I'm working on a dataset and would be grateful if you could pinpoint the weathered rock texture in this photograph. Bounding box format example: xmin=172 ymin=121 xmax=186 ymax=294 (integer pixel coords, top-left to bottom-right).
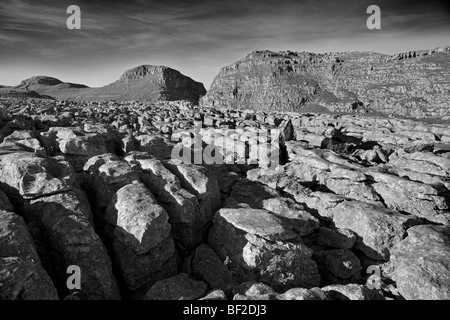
xmin=201 ymin=47 xmax=450 ymax=119
xmin=1 ymin=80 xmax=450 ymax=300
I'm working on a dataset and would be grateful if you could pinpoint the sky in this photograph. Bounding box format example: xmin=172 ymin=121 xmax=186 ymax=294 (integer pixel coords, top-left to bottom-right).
xmin=0 ymin=0 xmax=449 ymax=89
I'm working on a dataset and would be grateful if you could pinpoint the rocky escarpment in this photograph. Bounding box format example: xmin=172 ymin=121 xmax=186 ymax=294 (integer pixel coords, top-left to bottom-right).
xmin=201 ymin=46 xmax=450 ymax=119
xmin=4 ymin=66 xmax=206 ymax=104
xmin=75 ymin=65 xmax=206 ymax=103
xmin=1 ymin=97 xmax=450 ymax=300
xmin=0 ymin=88 xmax=50 ymax=99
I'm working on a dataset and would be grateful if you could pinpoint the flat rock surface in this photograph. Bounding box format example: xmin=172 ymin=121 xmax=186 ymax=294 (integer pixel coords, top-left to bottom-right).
xmin=213 ymin=208 xmax=297 ymax=242
xmin=390 ymin=225 xmax=450 ymax=300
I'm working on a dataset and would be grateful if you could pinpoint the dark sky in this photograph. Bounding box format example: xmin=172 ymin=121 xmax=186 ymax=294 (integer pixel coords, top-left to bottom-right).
xmin=0 ymin=0 xmax=449 ymax=88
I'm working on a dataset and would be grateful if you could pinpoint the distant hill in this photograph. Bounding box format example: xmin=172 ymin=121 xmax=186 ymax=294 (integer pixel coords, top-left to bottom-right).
xmin=14 ymin=76 xmax=89 ymax=99
xmin=10 ymin=66 xmax=206 ymax=103
xmin=74 ymin=65 xmax=206 ymax=103
xmin=0 ymin=87 xmax=51 ymax=99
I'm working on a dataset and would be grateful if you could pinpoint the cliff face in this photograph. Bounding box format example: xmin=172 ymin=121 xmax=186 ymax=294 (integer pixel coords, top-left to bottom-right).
xmin=201 ymin=46 xmax=450 ymax=119
xmin=201 ymin=50 xmax=336 ymax=112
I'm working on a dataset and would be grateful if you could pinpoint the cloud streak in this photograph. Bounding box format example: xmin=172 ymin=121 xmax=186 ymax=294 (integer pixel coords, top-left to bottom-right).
xmin=0 ymin=0 xmax=449 ymax=88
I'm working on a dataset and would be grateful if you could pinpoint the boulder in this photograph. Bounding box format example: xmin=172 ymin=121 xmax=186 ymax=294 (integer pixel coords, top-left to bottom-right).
xmin=135 ymin=134 xmax=172 ymax=159
xmin=229 ymin=180 xmax=319 ymax=235
xmin=143 ymin=273 xmax=208 ymax=300
xmin=126 ymin=156 xmax=209 ymax=250
xmin=39 ymin=127 xmax=108 ymax=158
xmin=192 ymin=244 xmax=234 ymax=291
xmin=367 ymin=171 xmax=449 ymax=224
xmin=313 ymin=249 xmax=362 ymax=282
xmin=0 ymin=153 xmax=73 ymax=200
xmin=277 ymin=287 xmax=329 ymax=300
xmin=105 ymin=181 xmax=172 ymax=254
xmin=209 ymin=208 xmax=320 ymax=291
xmin=200 ymin=290 xmax=227 ymax=300
xmin=21 ymin=189 xmax=121 ymax=299
xmin=164 ymin=160 xmax=221 ymax=222
xmin=232 ymin=281 xmax=277 ymax=300
xmin=322 ymin=284 xmax=385 ymax=300
xmin=331 ymin=201 xmax=420 ymax=261
xmin=105 ymin=182 xmax=177 ymax=295
xmin=0 ymin=206 xmax=58 ymax=300
xmin=390 ymin=225 xmax=450 ymax=300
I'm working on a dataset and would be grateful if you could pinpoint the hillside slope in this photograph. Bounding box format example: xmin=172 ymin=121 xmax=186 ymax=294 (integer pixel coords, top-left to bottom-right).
xmin=10 ymin=66 xmax=206 ymax=103
xmin=72 ymin=65 xmax=206 ymax=103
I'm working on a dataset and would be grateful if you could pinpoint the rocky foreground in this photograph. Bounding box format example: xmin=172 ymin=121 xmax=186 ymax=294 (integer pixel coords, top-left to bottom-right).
xmin=1 ymin=97 xmax=450 ymax=300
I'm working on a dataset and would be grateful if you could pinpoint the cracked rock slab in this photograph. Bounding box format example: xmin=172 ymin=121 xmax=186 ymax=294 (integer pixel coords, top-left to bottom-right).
xmin=390 ymin=225 xmax=450 ymax=300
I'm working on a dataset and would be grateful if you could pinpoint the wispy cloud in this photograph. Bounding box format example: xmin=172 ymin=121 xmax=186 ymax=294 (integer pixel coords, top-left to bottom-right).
xmin=0 ymin=0 xmax=449 ymax=88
